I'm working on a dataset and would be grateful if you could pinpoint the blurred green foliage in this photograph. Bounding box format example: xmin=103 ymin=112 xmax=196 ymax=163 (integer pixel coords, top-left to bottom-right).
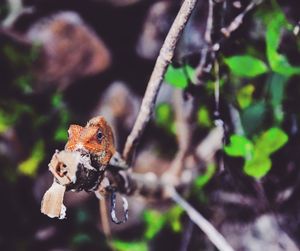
xmin=111 ymin=240 xmax=148 ymax=251
xmin=113 ymin=205 xmax=186 ymax=251
xmin=72 ymin=233 xmax=92 ymax=246
xmin=225 ymin=128 xmax=288 ymax=178
xmin=237 ymin=84 xmax=255 ymax=109
xmin=197 ymin=106 xmax=213 ymax=128
xmin=51 ymin=92 xmax=71 ymax=142
xmin=225 ymin=55 xmax=268 ymax=78
xmin=18 ymin=140 xmax=45 ymax=177
xmin=155 ymin=103 xmax=176 ymax=134
xmin=0 ymin=41 xmax=71 ymax=183
xmin=143 ymin=205 xmax=184 ymax=240
xmin=222 ymin=0 xmax=298 ymax=180
xmin=164 ymin=64 xmax=195 ymax=89
xmin=226 ymin=1 xmax=300 ymax=78
xmin=0 ymin=103 xmax=33 ymax=133
xmin=265 ymin=5 xmax=300 ymax=76
xmin=194 ymin=163 xmax=216 ymax=189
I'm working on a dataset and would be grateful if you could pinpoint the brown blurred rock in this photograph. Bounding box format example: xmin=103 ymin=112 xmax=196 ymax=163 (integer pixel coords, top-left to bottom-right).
xmin=134 ymin=148 xmax=170 ymax=176
xmin=26 ymin=11 xmax=111 ymax=90
xmin=221 ymin=214 xmax=299 ymax=251
xmin=0 ymin=128 xmax=23 ymax=162
xmin=136 ymin=1 xmax=208 ymax=61
xmin=175 ymin=0 xmax=207 ymax=60
xmin=92 ymin=81 xmax=140 ymax=149
xmin=136 ymin=1 xmax=177 ymax=60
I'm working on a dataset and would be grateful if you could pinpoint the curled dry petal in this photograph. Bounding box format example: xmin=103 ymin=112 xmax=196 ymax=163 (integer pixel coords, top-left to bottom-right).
xmin=41 ymin=181 xmax=66 ymax=219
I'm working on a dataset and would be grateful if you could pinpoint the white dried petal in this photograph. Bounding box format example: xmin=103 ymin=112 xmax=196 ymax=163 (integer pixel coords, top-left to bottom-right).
xmin=41 ymin=182 xmax=66 ymax=219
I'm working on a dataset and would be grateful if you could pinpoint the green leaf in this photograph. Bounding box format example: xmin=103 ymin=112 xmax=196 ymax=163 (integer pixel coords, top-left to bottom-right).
xmin=225 ymin=55 xmax=268 ymax=78
xmin=185 ymin=65 xmax=196 ymax=81
xmin=54 ymin=110 xmax=70 ymax=142
xmin=164 ymin=65 xmax=189 ymax=89
xmin=0 ymin=110 xmax=14 ymax=133
xmin=167 ymin=206 xmax=184 ymax=232
xmin=197 ymin=106 xmax=212 ymax=128
xmin=3 ymin=44 xmax=39 ymax=67
xmin=76 ymin=209 xmax=90 ymax=224
xmin=143 ymin=210 xmax=166 ymax=240
xmin=267 ymin=73 xmax=288 ymax=123
xmin=15 ymin=74 xmax=33 ymax=94
xmin=155 ymin=103 xmax=175 ymax=134
xmin=51 ymin=92 xmax=63 ymax=108
xmin=54 ymin=126 xmax=68 ymax=142
xmin=194 ymin=163 xmax=216 ymax=189
xmin=268 ymin=74 xmax=287 ymax=107
xmin=244 ymin=155 xmax=272 ymax=179
xmin=237 ymin=84 xmax=255 ymax=109
xmin=224 ymin=135 xmax=253 ymax=157
xmin=266 ymin=9 xmax=300 ymax=76
xmin=155 ymin=103 xmax=172 ymax=125
xmin=255 ymin=127 xmax=288 ymax=155
xmin=242 ymin=128 xmax=288 ymax=179
xmin=0 ymin=104 xmax=33 ymax=133
xmin=241 ymin=102 xmax=267 ymax=136
xmin=18 ymin=140 xmax=44 ymax=177
xmin=72 ymin=233 xmax=92 ymax=245
xmin=111 ymin=240 xmax=148 ymax=251
xmin=270 ymin=54 xmax=300 ymax=76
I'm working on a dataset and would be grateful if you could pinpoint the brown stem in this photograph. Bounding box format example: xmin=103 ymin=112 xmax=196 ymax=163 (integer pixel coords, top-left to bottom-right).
xmin=100 ymin=198 xmax=112 ymax=238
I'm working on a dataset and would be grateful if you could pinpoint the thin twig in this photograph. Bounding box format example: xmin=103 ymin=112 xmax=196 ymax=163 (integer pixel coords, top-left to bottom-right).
xmin=166 ymin=186 xmax=235 ymax=251
xmin=2 ymin=0 xmax=34 ymax=28
xmin=167 ymin=90 xmax=198 ymax=179
xmin=205 ymin=0 xmax=214 ymax=44
xmin=179 ymin=219 xmax=194 ymax=251
xmin=115 ymin=123 xmax=224 ymax=198
xmin=122 ymin=0 xmax=198 ymax=164
xmin=221 ymin=0 xmax=262 ymax=37
xmin=0 ymin=28 xmax=33 ymax=46
xmin=196 ymin=126 xmax=224 ymax=164
xmin=214 ymin=60 xmax=220 ymax=117
xmin=196 ymin=0 xmax=263 ymax=85
xmin=100 ymin=198 xmax=111 ymax=238
xmin=195 ymin=0 xmax=214 ymax=84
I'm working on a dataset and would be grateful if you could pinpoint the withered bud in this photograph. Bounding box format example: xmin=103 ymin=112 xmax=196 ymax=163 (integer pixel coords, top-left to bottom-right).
xmin=41 ymin=149 xmax=104 ymax=219
xmin=41 ymin=181 xmax=66 ymax=219
xmin=48 ymin=150 xmax=81 ymax=186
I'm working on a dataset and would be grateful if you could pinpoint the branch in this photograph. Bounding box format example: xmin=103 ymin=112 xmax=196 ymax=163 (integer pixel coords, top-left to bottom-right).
xmin=220 ymin=0 xmax=263 ymax=37
xmin=122 ymin=0 xmax=198 ymax=164
xmin=195 ymin=0 xmax=215 ymax=84
xmin=167 ymin=90 xmax=198 ymax=180
xmin=196 ymin=125 xmax=224 ymax=164
xmin=204 ymin=0 xmax=214 ymax=44
xmin=195 ymin=0 xmax=263 ymax=85
xmin=2 ymin=0 xmax=34 ymax=28
xmin=166 ymin=185 xmax=235 ymax=251
xmin=115 ymin=125 xmax=224 ymax=198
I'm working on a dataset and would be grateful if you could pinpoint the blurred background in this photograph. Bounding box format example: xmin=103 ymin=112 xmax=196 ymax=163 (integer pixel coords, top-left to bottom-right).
xmin=1 ymin=0 xmax=300 ymax=250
